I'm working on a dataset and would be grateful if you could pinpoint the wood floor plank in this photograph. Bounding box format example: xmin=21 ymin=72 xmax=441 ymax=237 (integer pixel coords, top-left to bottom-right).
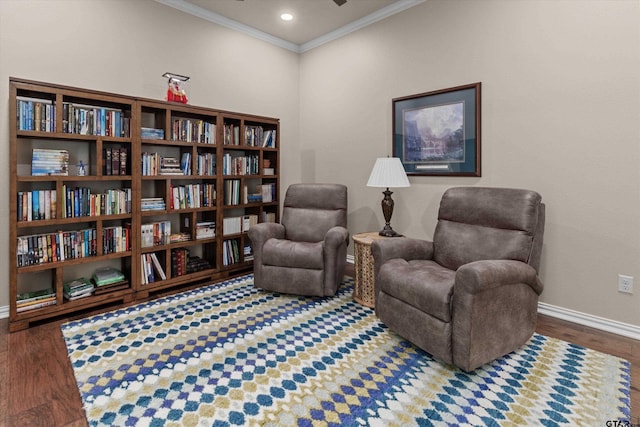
xmin=7 ymin=320 xmax=87 ymax=427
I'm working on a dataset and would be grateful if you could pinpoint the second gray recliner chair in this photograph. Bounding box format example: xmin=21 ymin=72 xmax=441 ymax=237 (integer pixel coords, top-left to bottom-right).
xmin=248 ymin=183 xmax=349 ymax=296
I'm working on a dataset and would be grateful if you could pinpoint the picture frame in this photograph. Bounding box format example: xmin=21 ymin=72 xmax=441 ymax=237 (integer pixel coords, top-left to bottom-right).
xmin=392 ymin=82 xmax=481 ymax=176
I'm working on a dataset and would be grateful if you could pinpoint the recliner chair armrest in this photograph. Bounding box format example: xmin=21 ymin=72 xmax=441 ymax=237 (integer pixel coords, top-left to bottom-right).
xmin=455 ymin=259 xmax=544 ymax=295
xmin=247 ymin=222 xmax=285 ymax=247
xmin=371 ymin=238 xmax=434 ymax=278
xmin=323 ymin=226 xmax=350 ymax=249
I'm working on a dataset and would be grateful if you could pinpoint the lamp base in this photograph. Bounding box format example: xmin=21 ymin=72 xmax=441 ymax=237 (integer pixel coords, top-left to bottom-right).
xmin=379 ymin=188 xmax=403 ymax=237
xmin=379 ymin=225 xmax=403 ymax=238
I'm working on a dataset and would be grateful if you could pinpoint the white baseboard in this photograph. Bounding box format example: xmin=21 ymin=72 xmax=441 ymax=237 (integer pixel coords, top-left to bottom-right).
xmin=0 ymin=305 xmax=8 ymax=320
xmin=537 ymin=302 xmax=640 ymax=341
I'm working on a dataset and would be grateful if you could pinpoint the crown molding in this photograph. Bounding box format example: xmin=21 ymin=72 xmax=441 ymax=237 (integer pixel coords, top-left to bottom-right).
xmin=154 ymin=0 xmax=300 ymax=52
xmin=154 ymin=0 xmax=426 ymax=54
xmin=299 ymin=0 xmax=426 ymax=53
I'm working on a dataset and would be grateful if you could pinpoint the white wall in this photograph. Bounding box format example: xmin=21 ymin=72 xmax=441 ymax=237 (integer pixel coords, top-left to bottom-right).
xmin=299 ymin=0 xmax=640 ymax=326
xmin=0 ymin=0 xmax=300 ymax=309
xmin=1 ymin=0 xmax=639 ymax=329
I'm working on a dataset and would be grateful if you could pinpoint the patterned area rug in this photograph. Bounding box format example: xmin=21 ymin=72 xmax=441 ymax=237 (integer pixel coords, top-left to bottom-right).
xmin=61 ymin=275 xmax=631 ymax=426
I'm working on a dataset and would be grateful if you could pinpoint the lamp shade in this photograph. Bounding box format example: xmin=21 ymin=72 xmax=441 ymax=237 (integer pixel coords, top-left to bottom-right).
xmin=366 ymin=157 xmax=410 ymax=188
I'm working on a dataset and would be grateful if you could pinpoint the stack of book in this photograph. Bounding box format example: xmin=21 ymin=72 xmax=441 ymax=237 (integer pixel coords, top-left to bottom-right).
xmin=31 ymin=148 xmax=69 ymax=176
xmin=170 ymin=232 xmax=191 ymax=243
xmin=170 ymin=248 xmax=211 ymax=277
xmin=141 ymin=197 xmax=166 ymax=211
xmin=244 ymin=243 xmax=253 ymax=261
xmin=160 ymin=157 xmax=183 ymax=175
xmin=141 ymin=127 xmax=164 ymax=140
xmin=16 ymin=288 xmax=56 ymax=312
xmin=91 ymin=267 xmax=128 ymax=294
xmin=63 ymin=277 xmax=94 ymax=300
xmin=196 ymin=221 xmax=216 ymax=239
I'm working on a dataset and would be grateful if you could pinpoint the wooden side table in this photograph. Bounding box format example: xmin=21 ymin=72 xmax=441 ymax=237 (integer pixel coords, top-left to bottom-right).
xmin=352 ymin=232 xmax=394 ymax=308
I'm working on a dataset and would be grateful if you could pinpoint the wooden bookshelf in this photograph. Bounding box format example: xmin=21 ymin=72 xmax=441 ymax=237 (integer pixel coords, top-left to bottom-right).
xmin=8 ymin=78 xmax=280 ymax=331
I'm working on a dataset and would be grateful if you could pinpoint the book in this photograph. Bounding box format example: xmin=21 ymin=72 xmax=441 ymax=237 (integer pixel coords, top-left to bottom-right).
xmin=17 ymin=288 xmax=55 ymax=304
xmin=160 ymin=156 xmax=183 ymax=175
xmin=93 ymin=280 xmax=129 ymax=295
xmin=141 ymin=127 xmax=165 ymax=139
xmin=150 ymin=253 xmax=167 ymax=280
xmin=17 ymin=296 xmax=57 ymax=312
xmin=180 ymin=152 xmax=191 ymax=175
xmin=91 ymin=267 xmax=125 ymax=286
xmin=63 ymin=277 xmax=94 ymax=300
xmin=196 ymin=221 xmax=216 ymax=239
xmin=31 ymin=148 xmax=69 ymax=176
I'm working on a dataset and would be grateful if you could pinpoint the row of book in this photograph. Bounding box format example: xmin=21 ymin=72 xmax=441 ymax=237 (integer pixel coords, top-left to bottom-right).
xmin=172 ymin=118 xmax=216 ymax=143
xmin=142 ymin=153 xmax=175 ymax=176
xmin=222 ymin=181 xmax=277 ymax=206
xmin=223 ymin=123 xmax=240 ymax=145
xmin=196 ymin=152 xmax=216 ymax=176
xmin=104 ymin=147 xmax=129 ymax=176
xmin=223 ymin=179 xmax=242 ymax=206
xmin=141 ymin=220 xmax=171 ymax=248
xmin=245 ymin=125 xmax=266 ymax=147
xmin=16 ymin=228 xmax=97 ymax=267
xmin=141 ymin=252 xmax=167 ymax=284
xmin=17 ymin=97 xmax=55 ymax=132
xmin=17 ymin=189 xmax=57 ymax=221
xmin=171 ymin=248 xmax=211 ymax=277
xmin=103 ymin=225 xmax=131 ymax=254
xmin=31 ymin=148 xmax=69 ymax=176
xmin=222 ymin=239 xmax=243 ymax=266
xmin=170 ymin=183 xmax=216 ymax=209
xmin=17 ymin=187 xmax=131 ymax=222
xmin=62 ymin=186 xmax=132 ymax=218
xmin=142 ymin=153 xmax=215 ymax=176
xmin=222 ymin=153 xmax=260 ymax=176
xmin=63 ymin=102 xmax=130 ymax=137
xmin=223 ymin=214 xmax=258 ymax=236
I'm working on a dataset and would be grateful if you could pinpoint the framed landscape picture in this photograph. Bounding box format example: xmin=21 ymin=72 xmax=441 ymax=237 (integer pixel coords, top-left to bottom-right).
xmin=392 ymin=82 xmax=481 ymax=176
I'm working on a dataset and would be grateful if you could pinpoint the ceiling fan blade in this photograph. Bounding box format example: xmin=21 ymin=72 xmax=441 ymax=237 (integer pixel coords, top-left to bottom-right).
xmin=333 ymin=0 xmax=347 ymax=6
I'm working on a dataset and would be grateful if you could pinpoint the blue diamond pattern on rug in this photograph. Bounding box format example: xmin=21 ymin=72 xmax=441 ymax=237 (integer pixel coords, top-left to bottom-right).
xmin=61 ymin=275 xmax=631 ymax=426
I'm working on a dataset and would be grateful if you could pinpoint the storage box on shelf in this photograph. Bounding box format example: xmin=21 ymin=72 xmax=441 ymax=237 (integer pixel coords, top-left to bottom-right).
xmin=9 ymin=78 xmax=279 ymax=331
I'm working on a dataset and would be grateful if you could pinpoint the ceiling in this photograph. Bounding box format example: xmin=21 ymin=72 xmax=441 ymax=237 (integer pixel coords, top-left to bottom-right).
xmin=155 ymin=0 xmax=425 ymax=53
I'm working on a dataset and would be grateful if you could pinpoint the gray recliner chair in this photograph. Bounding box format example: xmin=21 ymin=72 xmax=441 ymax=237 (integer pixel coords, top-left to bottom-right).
xmin=372 ymin=186 xmax=545 ymax=372
xmin=248 ymin=183 xmax=349 ymax=296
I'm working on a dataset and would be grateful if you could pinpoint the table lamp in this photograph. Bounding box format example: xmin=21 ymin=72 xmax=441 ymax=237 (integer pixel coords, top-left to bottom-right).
xmin=366 ymin=157 xmax=410 ymax=237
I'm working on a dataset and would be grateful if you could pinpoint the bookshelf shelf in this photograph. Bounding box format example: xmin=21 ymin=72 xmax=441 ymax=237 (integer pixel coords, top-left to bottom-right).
xmin=9 ymin=77 xmax=279 ymax=331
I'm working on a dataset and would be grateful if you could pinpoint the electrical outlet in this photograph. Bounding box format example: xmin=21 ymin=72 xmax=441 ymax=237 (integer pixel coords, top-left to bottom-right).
xmin=618 ymin=274 xmax=634 ymax=294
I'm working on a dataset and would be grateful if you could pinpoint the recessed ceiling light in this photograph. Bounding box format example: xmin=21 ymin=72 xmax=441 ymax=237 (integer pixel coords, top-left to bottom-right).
xmin=280 ymin=13 xmax=293 ymax=21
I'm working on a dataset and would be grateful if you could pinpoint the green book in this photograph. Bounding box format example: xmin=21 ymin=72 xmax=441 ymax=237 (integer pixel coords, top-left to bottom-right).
xmin=91 ymin=267 xmax=125 ymax=286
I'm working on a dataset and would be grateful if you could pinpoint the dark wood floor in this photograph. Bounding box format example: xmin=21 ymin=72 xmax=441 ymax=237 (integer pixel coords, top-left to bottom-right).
xmin=1 ymin=276 xmax=638 ymax=426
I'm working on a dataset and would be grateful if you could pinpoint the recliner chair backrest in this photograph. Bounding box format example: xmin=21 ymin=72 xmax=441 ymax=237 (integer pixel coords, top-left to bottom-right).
xmin=433 ymin=187 xmax=545 ymax=271
xmin=281 ymin=183 xmax=348 ymax=242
